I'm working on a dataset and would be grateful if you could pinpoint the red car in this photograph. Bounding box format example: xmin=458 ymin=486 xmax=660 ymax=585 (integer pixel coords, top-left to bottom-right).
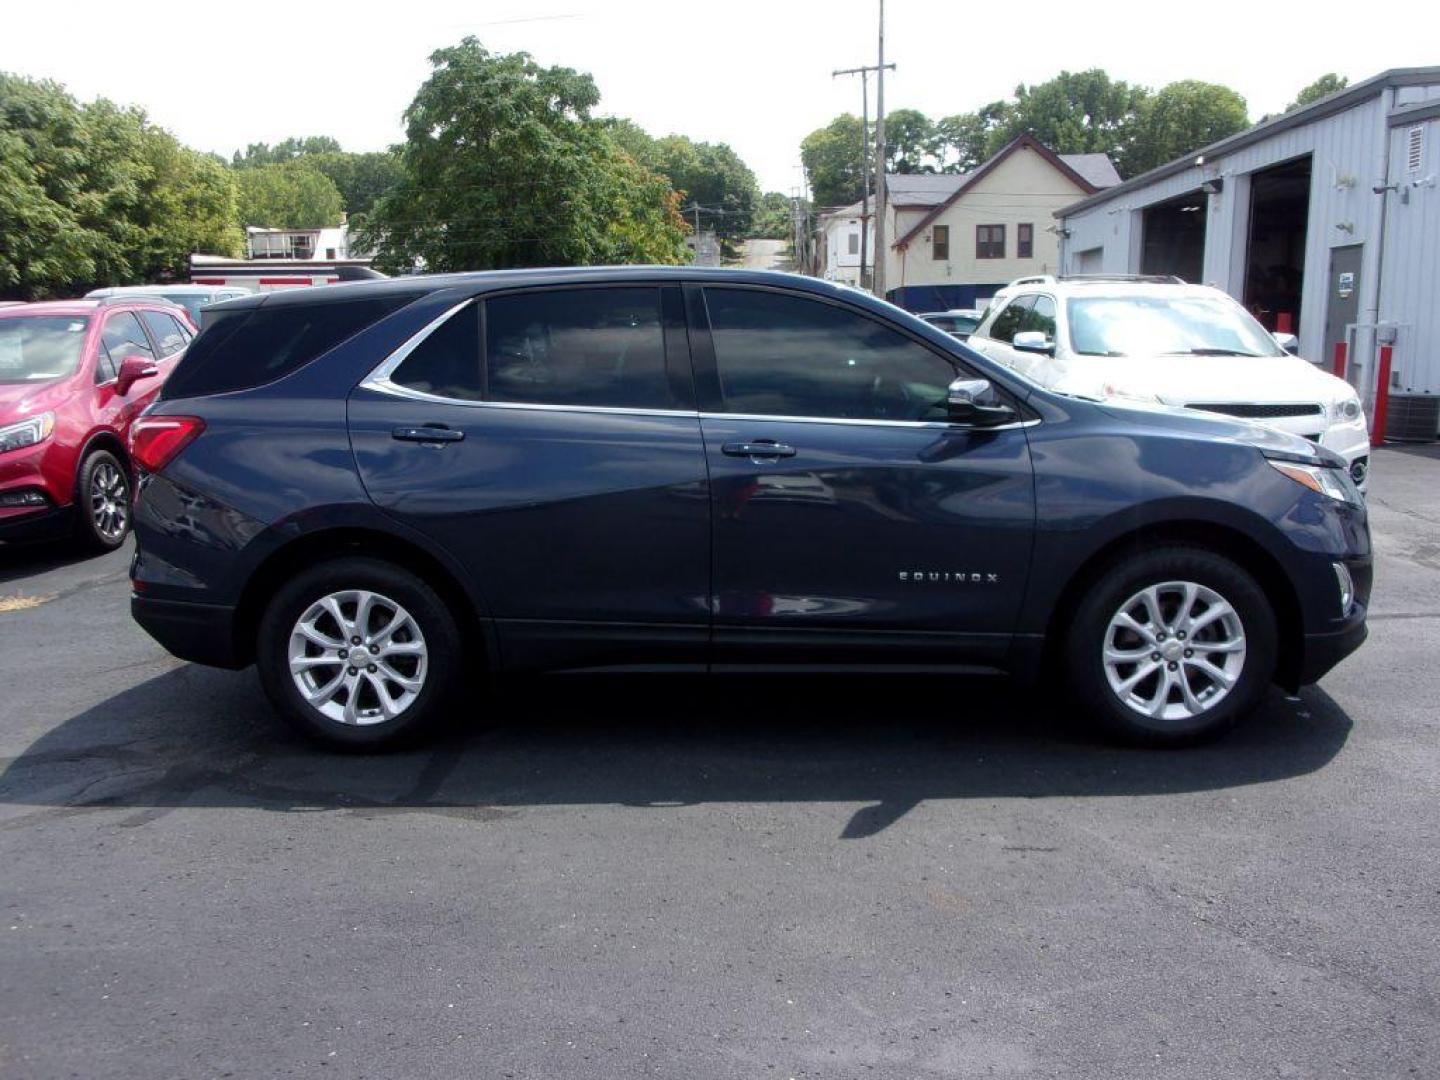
xmin=0 ymin=298 xmax=195 ymax=552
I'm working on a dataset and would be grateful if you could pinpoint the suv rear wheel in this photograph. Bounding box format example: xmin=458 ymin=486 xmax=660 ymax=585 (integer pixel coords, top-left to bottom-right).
xmin=256 ymin=557 xmax=462 ymax=749
xmin=74 ymin=449 xmax=131 ymax=552
xmin=1064 ymin=546 xmax=1277 ymax=745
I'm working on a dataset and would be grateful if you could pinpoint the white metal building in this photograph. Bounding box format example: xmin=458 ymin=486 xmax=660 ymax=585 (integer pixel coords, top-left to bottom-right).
xmin=1057 ymin=67 xmax=1440 ymax=438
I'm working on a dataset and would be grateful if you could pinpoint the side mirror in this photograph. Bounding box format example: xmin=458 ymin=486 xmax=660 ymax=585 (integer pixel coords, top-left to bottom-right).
xmin=115 ymin=354 xmax=159 ymax=396
xmin=1012 ymin=330 xmax=1054 ymax=356
xmin=947 ymin=377 xmax=1017 ymax=427
xmin=1272 ymin=332 xmax=1301 ymax=357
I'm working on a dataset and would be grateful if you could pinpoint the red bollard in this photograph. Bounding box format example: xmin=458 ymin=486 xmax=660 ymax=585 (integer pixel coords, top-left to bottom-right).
xmin=1332 ymin=341 xmax=1347 ymax=379
xmin=1371 ymin=345 xmax=1393 ymax=448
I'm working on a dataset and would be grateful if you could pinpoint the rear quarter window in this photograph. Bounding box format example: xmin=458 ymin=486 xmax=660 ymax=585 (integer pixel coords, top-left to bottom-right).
xmin=162 ymin=294 xmax=420 ymax=400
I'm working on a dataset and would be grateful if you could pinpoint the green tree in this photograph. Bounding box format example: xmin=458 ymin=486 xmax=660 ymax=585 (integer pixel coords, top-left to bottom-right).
xmin=930 ymin=102 xmax=1009 ymax=172
xmin=235 ymin=162 xmax=344 ymax=228
xmin=801 ymin=113 xmax=867 ymax=207
xmin=988 ymin=69 xmax=1148 ymax=163
xmin=651 ymin=134 xmax=759 ymax=245
xmin=1289 ymin=73 xmax=1348 ymax=110
xmin=748 ymin=191 xmax=793 ymax=239
xmin=883 ymin=108 xmax=934 ymax=172
xmin=1124 ymin=80 xmax=1249 ymax=175
xmin=359 ymin=38 xmax=685 ymax=272
xmin=0 ymin=72 xmax=241 ymax=298
xmin=306 ymin=151 xmax=405 ymax=218
xmin=231 ymin=135 xmax=343 ymax=167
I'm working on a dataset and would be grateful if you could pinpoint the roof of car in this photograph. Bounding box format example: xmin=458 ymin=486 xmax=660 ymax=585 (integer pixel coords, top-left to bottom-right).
xmin=87 ymin=284 xmax=247 ymax=297
xmin=0 ymin=298 xmax=188 ymax=318
xmin=213 ymin=266 xmax=872 ymax=311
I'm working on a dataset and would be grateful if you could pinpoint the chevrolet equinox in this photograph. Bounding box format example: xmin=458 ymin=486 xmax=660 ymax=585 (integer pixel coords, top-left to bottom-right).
xmin=128 ymin=269 xmax=1370 ymax=749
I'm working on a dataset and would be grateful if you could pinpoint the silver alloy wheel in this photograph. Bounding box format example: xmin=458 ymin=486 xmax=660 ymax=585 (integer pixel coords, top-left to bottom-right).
xmin=287 ymin=589 xmax=428 ymax=726
xmin=1102 ymin=580 xmax=1247 ymax=722
xmin=90 ymin=461 xmax=129 ymax=540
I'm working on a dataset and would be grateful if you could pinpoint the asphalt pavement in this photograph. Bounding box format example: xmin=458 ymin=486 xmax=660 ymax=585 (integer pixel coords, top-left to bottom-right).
xmin=1 ymin=448 xmax=1437 ymax=1079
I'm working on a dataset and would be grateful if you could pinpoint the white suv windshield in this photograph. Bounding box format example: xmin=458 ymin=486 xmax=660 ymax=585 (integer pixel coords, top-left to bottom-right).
xmin=1067 ymin=295 xmax=1282 ymax=359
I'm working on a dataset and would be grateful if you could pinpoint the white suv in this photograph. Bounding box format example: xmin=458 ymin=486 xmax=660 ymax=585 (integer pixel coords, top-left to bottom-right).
xmin=967 ymin=276 xmax=1371 ymax=486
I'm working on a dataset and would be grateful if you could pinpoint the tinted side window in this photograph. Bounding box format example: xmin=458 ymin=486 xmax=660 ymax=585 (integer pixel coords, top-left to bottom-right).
xmin=162 ymin=294 xmax=420 ymax=400
xmin=484 ymin=288 xmax=672 ymax=410
xmin=102 ymin=312 xmax=155 ymax=363
xmin=1022 ymin=296 xmax=1057 ymax=339
xmin=390 ymin=304 xmax=482 ymax=400
xmin=141 ymin=310 xmax=189 ymax=357
xmin=704 ymin=288 xmax=958 ymax=422
xmin=987 ymin=297 xmax=1033 ymax=344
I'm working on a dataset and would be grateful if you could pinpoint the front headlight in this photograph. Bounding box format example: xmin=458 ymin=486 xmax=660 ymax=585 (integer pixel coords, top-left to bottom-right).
xmin=1330 ymin=394 xmax=1363 ymax=423
xmin=0 ymin=412 xmax=55 ymax=455
xmin=1268 ymin=459 xmax=1360 ymax=504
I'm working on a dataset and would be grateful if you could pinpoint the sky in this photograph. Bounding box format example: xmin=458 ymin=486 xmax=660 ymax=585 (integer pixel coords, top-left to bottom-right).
xmin=1 ymin=0 xmax=1435 ymax=194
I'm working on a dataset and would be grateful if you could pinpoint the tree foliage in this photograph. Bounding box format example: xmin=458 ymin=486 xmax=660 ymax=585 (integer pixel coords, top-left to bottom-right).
xmin=359 ymin=38 xmax=686 ymax=273
xmin=0 ymin=72 xmax=241 ymax=299
xmin=1125 ymin=80 xmax=1249 ymax=175
xmin=1289 ymin=73 xmax=1348 ymax=111
xmin=748 ymin=191 xmax=793 ymax=239
xmin=801 ymin=113 xmax=868 ymax=208
xmin=801 ymin=69 xmax=1253 ymax=190
xmin=234 ymin=162 xmax=344 ymax=229
xmin=231 ymin=136 xmax=343 ymax=167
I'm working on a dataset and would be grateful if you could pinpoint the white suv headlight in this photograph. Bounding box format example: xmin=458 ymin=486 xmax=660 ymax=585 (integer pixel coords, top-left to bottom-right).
xmin=0 ymin=412 xmax=55 ymax=454
xmin=1330 ymin=393 xmax=1363 ymax=423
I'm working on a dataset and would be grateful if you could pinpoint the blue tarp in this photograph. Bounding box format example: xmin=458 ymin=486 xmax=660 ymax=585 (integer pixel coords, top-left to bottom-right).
xmin=886 ymin=283 xmax=1005 ymax=313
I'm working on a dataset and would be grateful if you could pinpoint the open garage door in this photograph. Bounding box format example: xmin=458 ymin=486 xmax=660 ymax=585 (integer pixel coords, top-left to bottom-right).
xmin=1140 ymin=192 xmax=1207 ymax=282
xmin=1243 ymin=156 xmax=1311 ymax=333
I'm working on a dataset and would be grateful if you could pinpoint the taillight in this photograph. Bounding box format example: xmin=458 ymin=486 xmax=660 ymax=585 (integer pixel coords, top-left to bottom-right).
xmin=130 ymin=416 xmax=205 ymax=473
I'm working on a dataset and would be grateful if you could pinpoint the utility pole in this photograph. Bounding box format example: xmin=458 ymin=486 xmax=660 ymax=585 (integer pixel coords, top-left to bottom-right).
xmin=871 ymin=0 xmax=890 ymax=299
xmin=833 ymin=61 xmax=893 ymax=291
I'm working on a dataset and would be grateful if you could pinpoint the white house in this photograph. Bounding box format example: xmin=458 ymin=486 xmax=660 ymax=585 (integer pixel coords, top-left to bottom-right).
xmin=1056 ymin=66 xmax=1440 ymax=439
xmin=816 ymin=135 xmax=1120 ymax=311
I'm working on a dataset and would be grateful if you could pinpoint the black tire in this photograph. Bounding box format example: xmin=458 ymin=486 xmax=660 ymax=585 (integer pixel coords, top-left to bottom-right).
xmin=1063 ymin=546 xmax=1277 ymax=746
xmin=73 ymin=449 xmax=132 ymax=553
xmin=256 ymin=557 xmax=462 ymax=750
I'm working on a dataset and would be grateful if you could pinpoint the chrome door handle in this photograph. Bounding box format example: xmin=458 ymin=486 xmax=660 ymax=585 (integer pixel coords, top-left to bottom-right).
xmin=721 ymin=441 xmax=796 ymax=459
xmin=392 ymin=425 xmax=464 ymax=444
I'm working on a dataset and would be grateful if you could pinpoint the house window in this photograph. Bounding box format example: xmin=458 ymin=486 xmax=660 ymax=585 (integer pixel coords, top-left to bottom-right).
xmin=976 ymin=224 xmax=1005 ymax=259
xmin=847 ymin=232 xmax=859 ymax=255
xmin=1017 ymin=223 xmax=1034 ymax=259
xmin=932 ymin=225 xmax=949 ymax=260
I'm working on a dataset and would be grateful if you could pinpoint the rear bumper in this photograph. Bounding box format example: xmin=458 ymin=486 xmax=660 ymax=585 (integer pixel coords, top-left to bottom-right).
xmin=131 ymin=593 xmax=248 ymax=669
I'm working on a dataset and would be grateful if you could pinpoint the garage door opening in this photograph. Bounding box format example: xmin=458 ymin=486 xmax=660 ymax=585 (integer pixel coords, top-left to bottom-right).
xmin=1243 ymin=155 xmax=1311 ymax=333
xmin=1140 ymin=192 xmax=1207 ymax=282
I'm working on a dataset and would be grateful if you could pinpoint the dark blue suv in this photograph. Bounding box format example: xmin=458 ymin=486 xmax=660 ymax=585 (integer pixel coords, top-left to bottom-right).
xmin=128 ymin=268 xmax=1370 ymax=749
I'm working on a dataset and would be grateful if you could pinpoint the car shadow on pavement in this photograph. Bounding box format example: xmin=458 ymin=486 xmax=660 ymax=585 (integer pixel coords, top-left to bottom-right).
xmin=0 ymin=665 xmax=1353 ymax=838
xmin=0 ymin=538 xmax=111 ymax=586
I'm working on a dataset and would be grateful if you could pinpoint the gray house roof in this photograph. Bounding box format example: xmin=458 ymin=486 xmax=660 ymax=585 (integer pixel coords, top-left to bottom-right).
xmin=821 ymin=150 xmax=1120 ymax=219
xmin=1057 ymin=65 xmax=1440 ymax=219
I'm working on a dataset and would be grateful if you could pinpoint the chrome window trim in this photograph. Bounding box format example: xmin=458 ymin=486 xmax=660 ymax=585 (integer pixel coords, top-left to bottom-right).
xmin=359 ymin=297 xmax=1039 ymax=430
xmin=701 ymin=411 xmax=1039 ymax=431
xmin=360 ymin=299 xmax=475 ymax=389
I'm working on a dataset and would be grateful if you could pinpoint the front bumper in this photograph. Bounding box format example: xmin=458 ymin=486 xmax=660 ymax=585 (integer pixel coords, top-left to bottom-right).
xmin=131 ymin=593 xmax=248 ymax=669
xmin=0 ymin=504 xmax=74 ymax=544
xmin=1297 ymin=610 xmax=1368 ymax=685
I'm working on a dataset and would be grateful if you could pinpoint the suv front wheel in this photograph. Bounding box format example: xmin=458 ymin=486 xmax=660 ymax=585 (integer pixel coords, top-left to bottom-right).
xmin=1064 ymin=546 xmax=1277 ymax=745
xmin=256 ymin=557 xmax=462 ymax=749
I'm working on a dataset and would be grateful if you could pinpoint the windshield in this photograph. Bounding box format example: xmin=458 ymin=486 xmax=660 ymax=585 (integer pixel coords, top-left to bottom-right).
xmin=0 ymin=316 xmax=90 ymax=384
xmin=1067 ymin=295 xmax=1283 ymax=358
